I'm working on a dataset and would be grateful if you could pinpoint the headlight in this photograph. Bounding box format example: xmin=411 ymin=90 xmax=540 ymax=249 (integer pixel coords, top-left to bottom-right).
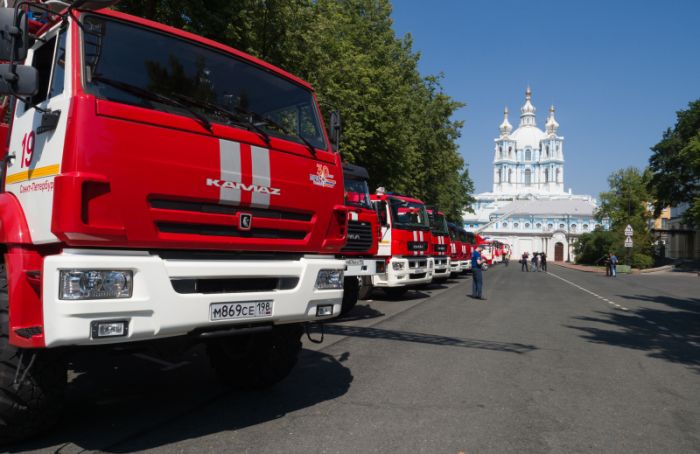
xmin=315 ymin=269 xmax=344 ymax=289
xmin=60 ymin=270 xmax=133 ymax=300
xmin=392 ymin=262 xmax=405 ymax=271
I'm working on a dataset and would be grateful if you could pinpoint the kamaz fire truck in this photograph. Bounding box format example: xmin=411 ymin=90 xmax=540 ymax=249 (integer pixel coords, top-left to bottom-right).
xmin=0 ymin=1 xmax=348 ymax=442
xmin=338 ymin=163 xmax=382 ymax=314
xmin=370 ymin=189 xmax=433 ymax=297
xmin=447 ymin=222 xmax=462 ymax=276
xmin=426 ymin=207 xmax=450 ymax=281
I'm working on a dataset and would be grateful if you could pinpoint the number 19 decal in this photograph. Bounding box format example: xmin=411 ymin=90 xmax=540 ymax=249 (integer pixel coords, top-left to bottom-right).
xmin=20 ymin=131 xmax=35 ymax=168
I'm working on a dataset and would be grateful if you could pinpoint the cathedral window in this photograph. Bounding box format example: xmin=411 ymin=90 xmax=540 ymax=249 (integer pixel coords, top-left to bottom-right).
xmin=583 ymin=224 xmax=589 ymax=230
xmin=513 ymin=222 xmax=519 ymax=228
xmin=525 ymin=169 xmax=532 ymax=185
xmin=544 ymin=168 xmax=549 ymax=182
xmin=525 ymin=149 xmax=532 ymax=161
xmin=571 ymin=224 xmax=577 ymax=231
xmin=508 ymin=169 xmax=513 ymax=182
xmin=546 ymin=145 xmax=549 ymax=157
xmin=536 ymin=223 xmax=542 ymax=229
xmin=548 ymin=223 xmax=553 ymax=230
xmin=559 ymin=223 xmax=565 ymax=229
xmin=503 ymin=222 xmax=508 ymax=228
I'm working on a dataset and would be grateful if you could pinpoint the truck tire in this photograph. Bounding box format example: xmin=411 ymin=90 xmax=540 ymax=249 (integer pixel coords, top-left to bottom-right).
xmin=358 ymin=277 xmax=373 ymax=300
xmin=384 ymin=287 xmax=408 ymax=299
xmin=340 ymin=277 xmax=359 ymax=315
xmin=207 ymin=324 xmax=303 ymax=389
xmin=0 ymin=263 xmax=66 ymax=444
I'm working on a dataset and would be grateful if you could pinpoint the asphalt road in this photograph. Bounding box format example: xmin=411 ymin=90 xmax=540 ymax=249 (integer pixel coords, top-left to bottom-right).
xmin=11 ymin=264 xmax=700 ymax=454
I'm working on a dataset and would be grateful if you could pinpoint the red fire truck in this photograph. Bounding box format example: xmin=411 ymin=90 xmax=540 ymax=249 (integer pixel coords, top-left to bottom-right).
xmin=371 ymin=190 xmax=433 ymax=297
xmin=447 ymin=222 xmax=463 ymax=276
xmin=339 ymin=163 xmax=382 ymax=314
xmin=0 ymin=2 xmax=348 ymax=441
xmin=426 ymin=207 xmax=451 ymax=281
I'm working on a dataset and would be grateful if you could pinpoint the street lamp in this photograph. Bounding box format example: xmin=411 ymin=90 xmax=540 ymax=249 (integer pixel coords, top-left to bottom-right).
xmin=566 ymin=213 xmax=571 ymax=262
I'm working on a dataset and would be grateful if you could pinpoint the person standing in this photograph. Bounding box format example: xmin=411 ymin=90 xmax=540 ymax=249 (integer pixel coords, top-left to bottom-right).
xmin=541 ymin=252 xmax=547 ymax=272
xmin=535 ymin=253 xmax=542 ymax=272
xmin=471 ymin=245 xmax=486 ymax=299
xmin=610 ymin=253 xmax=618 ymax=277
xmin=531 ymin=253 xmax=537 ymax=272
xmin=521 ymin=252 xmax=529 ymax=272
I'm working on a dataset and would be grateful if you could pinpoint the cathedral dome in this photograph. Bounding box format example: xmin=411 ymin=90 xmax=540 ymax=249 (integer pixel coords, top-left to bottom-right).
xmin=510 ymin=125 xmax=546 ymax=149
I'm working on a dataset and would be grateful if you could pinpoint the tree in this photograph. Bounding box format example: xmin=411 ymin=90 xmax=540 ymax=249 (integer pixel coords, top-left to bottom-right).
xmin=596 ymin=167 xmax=654 ymax=267
xmin=648 ymin=99 xmax=700 ymax=226
xmin=574 ymin=228 xmax=617 ymax=265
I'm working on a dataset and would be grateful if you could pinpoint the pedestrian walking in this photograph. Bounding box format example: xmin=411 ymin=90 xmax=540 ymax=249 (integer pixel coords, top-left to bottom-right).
xmin=610 ymin=253 xmax=618 ymax=277
xmin=602 ymin=254 xmax=611 ymax=276
xmin=531 ymin=253 xmax=537 ymax=272
xmin=541 ymin=252 xmax=547 ymax=272
xmin=471 ymin=245 xmax=486 ymax=299
xmin=521 ymin=252 xmax=529 ymax=272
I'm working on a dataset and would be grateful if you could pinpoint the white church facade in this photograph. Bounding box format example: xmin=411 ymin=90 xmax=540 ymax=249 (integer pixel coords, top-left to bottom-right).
xmin=463 ymin=88 xmax=609 ymax=261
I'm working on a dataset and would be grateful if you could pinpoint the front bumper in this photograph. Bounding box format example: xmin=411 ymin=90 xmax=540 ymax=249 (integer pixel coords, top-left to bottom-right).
xmin=42 ymin=250 xmax=344 ymax=347
xmin=372 ymin=256 xmax=434 ymax=287
xmin=449 ymin=259 xmax=461 ymax=273
xmin=460 ymin=260 xmax=471 ymax=271
xmin=433 ymin=256 xmax=450 ymax=278
xmin=343 ymin=257 xmax=382 ymax=277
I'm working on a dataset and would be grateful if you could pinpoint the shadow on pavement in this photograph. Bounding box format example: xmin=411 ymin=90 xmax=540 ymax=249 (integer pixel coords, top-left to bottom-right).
xmin=322 ymin=324 xmax=537 ymax=354
xmin=335 ymin=303 xmax=385 ymax=322
xmin=371 ymin=290 xmax=432 ymax=301
xmin=9 ymin=348 xmax=352 ymax=453
xmin=568 ymin=294 xmax=700 ymax=372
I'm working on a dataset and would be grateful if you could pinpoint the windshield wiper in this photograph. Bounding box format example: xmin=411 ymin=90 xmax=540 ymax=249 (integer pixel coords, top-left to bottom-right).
xmin=90 ymin=75 xmax=213 ymax=132
xmin=233 ymin=107 xmax=317 ymax=158
xmin=169 ymin=94 xmax=271 ymax=145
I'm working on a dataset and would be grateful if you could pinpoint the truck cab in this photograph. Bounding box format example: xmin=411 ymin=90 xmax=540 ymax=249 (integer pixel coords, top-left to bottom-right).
xmin=427 ymin=207 xmax=451 ymax=281
xmin=371 ymin=190 xmax=434 ymax=295
xmin=0 ymin=3 xmax=347 ymax=441
xmin=339 ymin=163 xmax=383 ymax=313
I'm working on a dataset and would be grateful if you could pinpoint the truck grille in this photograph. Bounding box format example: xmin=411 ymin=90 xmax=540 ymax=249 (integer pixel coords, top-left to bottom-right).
xmin=150 ymin=198 xmax=311 ymax=241
xmin=341 ymin=220 xmax=373 ymax=253
xmin=156 ymin=222 xmax=307 ymax=240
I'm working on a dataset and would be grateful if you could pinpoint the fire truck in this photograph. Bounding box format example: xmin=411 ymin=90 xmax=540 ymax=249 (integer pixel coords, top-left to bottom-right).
xmin=370 ymin=190 xmax=433 ymax=297
xmin=0 ymin=1 xmax=348 ymax=442
xmin=338 ymin=163 xmax=382 ymax=314
xmin=426 ymin=207 xmax=450 ymax=281
xmin=447 ymin=222 xmax=463 ymax=276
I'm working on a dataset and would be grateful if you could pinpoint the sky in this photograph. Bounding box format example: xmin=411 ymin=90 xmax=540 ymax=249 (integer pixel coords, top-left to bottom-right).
xmin=390 ymin=0 xmax=700 ymax=198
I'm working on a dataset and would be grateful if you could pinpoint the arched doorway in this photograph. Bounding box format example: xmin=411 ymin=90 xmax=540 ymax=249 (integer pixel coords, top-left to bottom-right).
xmin=554 ymin=242 xmax=564 ymax=261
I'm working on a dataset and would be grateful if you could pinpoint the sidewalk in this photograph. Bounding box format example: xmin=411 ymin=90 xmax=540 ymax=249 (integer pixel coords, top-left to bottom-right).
xmin=553 ymin=262 xmax=678 ymax=274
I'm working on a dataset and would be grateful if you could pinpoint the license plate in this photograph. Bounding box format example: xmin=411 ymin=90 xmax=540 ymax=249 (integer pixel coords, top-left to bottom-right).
xmin=346 ymin=259 xmax=364 ymax=266
xmin=210 ymin=300 xmax=273 ymax=321
xmin=412 ymin=268 xmax=425 ymax=274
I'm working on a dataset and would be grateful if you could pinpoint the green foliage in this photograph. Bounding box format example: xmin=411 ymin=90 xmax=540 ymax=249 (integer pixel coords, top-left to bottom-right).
xmin=115 ymin=0 xmax=475 ymax=221
xmin=574 ymin=228 xmax=617 ymax=265
xmin=648 ymin=99 xmax=700 ymax=226
xmin=596 ymin=167 xmax=654 ymax=267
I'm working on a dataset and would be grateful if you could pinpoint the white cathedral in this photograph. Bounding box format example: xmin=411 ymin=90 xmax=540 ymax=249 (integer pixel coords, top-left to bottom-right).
xmin=463 ymin=87 xmax=609 ymax=261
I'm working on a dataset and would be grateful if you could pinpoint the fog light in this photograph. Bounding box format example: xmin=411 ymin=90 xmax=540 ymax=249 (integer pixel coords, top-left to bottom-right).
xmin=60 ymin=270 xmax=132 ymax=300
xmin=316 ymin=305 xmax=333 ymax=317
xmin=315 ymin=269 xmax=344 ymax=289
xmin=376 ymin=260 xmax=386 ymax=273
xmin=392 ymin=262 xmax=405 ymax=271
xmin=91 ymin=320 xmax=128 ymax=339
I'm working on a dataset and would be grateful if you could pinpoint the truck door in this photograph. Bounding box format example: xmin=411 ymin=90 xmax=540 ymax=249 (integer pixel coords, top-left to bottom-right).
xmin=5 ymin=24 xmax=71 ymax=244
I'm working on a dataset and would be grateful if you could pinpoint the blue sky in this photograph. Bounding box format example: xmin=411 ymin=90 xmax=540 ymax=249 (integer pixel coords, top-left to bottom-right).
xmin=391 ymin=0 xmax=700 ymax=198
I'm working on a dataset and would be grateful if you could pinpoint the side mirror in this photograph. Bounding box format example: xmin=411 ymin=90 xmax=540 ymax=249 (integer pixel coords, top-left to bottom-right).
xmin=329 ymin=110 xmax=342 ymax=151
xmin=0 ymin=64 xmax=39 ymax=96
xmin=0 ymin=8 xmax=28 ymax=61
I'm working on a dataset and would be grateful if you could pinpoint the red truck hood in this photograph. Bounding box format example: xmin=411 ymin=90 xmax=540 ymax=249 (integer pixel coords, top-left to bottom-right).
xmin=431 ymin=233 xmax=450 ymax=257
xmin=51 ymin=97 xmax=347 ymax=253
xmin=390 ymin=228 xmax=431 ymax=257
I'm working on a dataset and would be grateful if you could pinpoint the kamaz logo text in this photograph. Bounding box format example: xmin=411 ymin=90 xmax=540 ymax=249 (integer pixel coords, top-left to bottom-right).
xmin=348 ymin=234 xmax=361 ymax=240
xmin=207 ymin=178 xmax=281 ymax=196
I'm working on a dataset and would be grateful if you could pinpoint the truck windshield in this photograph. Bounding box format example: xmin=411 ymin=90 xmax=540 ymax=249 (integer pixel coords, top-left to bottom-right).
xmin=429 ymin=213 xmax=449 ymax=235
xmin=81 ymin=15 xmax=327 ymax=150
xmin=344 ymin=179 xmax=372 ymax=209
xmin=389 ymin=199 xmax=429 ymax=230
